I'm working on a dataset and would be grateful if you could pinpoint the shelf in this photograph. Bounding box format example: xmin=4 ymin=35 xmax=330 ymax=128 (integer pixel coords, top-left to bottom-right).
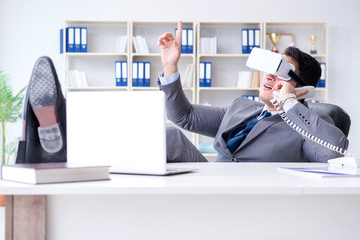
xmin=131 ymin=87 xmax=159 ymax=91
xmin=65 ymin=53 xmax=129 ymax=57
xmin=198 ymin=87 xmax=260 ymax=91
xmin=198 ymin=54 xmax=250 ymax=58
xmin=66 ymin=86 xmax=128 ymax=91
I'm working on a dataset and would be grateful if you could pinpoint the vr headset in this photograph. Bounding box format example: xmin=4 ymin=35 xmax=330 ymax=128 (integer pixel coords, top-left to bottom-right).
xmin=246 ymin=47 xmax=307 ymax=87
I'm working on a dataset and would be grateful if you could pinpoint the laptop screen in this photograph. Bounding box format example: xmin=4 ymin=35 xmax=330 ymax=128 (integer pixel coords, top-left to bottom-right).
xmin=66 ymin=91 xmax=167 ymax=174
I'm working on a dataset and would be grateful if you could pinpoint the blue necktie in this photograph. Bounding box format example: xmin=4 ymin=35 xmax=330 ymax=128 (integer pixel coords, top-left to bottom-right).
xmin=227 ymin=110 xmax=271 ymax=154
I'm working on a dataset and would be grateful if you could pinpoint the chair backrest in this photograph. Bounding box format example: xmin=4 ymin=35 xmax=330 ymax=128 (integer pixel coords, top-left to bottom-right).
xmin=307 ymin=102 xmax=351 ymax=137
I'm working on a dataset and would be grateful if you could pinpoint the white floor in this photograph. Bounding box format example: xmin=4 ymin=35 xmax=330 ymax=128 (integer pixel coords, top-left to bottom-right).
xmin=0 ymin=207 xmax=4 ymax=240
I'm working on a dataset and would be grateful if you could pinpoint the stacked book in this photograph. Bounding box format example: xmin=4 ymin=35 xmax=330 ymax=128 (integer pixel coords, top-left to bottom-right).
xmin=132 ymin=36 xmax=150 ymax=54
xmin=200 ymin=37 xmax=217 ymax=54
xmin=237 ymin=71 xmax=260 ymax=88
xmin=66 ymin=70 xmax=89 ymax=87
xmin=1 ymin=162 xmax=110 ymax=184
xmin=114 ymin=35 xmax=127 ymax=53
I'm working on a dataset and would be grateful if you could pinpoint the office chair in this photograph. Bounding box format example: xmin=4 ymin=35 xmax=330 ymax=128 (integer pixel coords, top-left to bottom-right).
xmin=307 ymin=102 xmax=351 ymax=137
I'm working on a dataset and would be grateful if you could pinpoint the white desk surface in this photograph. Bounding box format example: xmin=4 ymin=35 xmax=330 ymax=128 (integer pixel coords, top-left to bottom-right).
xmin=2 ymin=162 xmax=360 ymax=195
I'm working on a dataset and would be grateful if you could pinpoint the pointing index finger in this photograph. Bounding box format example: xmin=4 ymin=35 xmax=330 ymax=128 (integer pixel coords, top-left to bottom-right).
xmin=175 ymin=21 xmax=183 ymax=45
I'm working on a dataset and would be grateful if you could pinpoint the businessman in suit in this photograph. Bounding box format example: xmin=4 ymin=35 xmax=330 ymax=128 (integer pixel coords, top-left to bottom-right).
xmin=158 ymin=21 xmax=348 ymax=163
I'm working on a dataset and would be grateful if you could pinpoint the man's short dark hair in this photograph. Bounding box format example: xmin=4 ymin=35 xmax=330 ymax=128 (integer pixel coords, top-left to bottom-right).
xmin=284 ymin=46 xmax=321 ymax=87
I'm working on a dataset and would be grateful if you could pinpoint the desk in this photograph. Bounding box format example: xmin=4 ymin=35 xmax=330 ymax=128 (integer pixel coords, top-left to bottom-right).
xmin=2 ymin=162 xmax=360 ymax=240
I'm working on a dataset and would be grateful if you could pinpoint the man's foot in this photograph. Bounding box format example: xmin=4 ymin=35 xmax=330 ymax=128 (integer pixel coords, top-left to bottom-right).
xmin=29 ymin=57 xmax=63 ymax=153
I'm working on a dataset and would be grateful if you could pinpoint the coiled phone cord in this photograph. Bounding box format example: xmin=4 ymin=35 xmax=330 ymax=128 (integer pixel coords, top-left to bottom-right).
xmin=270 ymin=98 xmax=347 ymax=156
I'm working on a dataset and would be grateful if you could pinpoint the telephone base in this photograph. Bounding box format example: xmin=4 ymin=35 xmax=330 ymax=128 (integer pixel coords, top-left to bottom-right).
xmin=328 ymin=157 xmax=360 ymax=168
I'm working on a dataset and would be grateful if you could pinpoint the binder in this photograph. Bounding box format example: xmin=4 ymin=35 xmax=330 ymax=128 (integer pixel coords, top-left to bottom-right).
xmin=187 ymin=28 xmax=193 ymax=54
xmin=132 ymin=62 xmax=138 ymax=87
xmin=254 ymin=28 xmax=261 ymax=48
xmin=144 ymin=62 xmax=151 ymax=87
xmin=241 ymin=29 xmax=248 ymax=54
xmin=60 ymin=29 xmax=64 ymax=54
xmin=121 ymin=61 xmax=128 ymax=86
xmin=205 ymin=62 xmax=212 ymax=87
xmin=317 ymin=62 xmax=326 ymax=88
xmin=74 ymin=27 xmax=81 ymax=52
xmin=80 ymin=27 xmax=87 ymax=52
xmin=181 ymin=29 xmax=187 ymax=54
xmin=138 ymin=62 xmax=144 ymax=87
xmin=248 ymin=29 xmax=254 ymax=52
xmin=66 ymin=27 xmax=75 ymax=52
xmin=115 ymin=61 xmax=121 ymax=87
xmin=199 ymin=62 xmax=205 ymax=87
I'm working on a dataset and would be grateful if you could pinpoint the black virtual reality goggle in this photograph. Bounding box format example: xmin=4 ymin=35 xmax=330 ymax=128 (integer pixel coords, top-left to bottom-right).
xmin=246 ymin=47 xmax=307 ymax=87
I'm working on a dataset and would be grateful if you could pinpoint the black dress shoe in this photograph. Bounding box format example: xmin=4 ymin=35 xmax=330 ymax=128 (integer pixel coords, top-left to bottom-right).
xmin=16 ymin=56 xmax=67 ymax=163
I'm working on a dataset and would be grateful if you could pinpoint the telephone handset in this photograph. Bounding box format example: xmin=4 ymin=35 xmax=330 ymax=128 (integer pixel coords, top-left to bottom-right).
xmin=273 ymin=86 xmax=315 ymax=100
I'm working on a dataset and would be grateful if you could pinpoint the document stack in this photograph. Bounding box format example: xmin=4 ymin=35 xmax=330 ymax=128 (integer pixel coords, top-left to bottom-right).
xmin=181 ymin=64 xmax=193 ymax=88
xmin=66 ymin=70 xmax=89 ymax=87
xmin=199 ymin=62 xmax=212 ymax=87
xmin=175 ymin=28 xmax=194 ymax=54
xmin=114 ymin=36 xmax=128 ymax=53
xmin=115 ymin=61 xmax=128 ymax=87
xmin=61 ymin=27 xmax=87 ymax=53
xmin=241 ymin=28 xmax=260 ymax=54
xmin=132 ymin=36 xmax=150 ymax=54
xmin=200 ymin=37 xmax=217 ymax=54
xmin=132 ymin=61 xmax=151 ymax=87
xmin=237 ymin=71 xmax=260 ymax=88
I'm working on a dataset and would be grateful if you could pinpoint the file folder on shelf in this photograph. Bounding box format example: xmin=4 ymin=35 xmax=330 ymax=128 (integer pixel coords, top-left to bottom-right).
xmin=241 ymin=28 xmax=248 ymax=54
xmin=205 ymin=62 xmax=212 ymax=87
xmin=199 ymin=62 xmax=205 ymax=87
xmin=181 ymin=29 xmax=187 ymax=54
xmin=60 ymin=29 xmax=64 ymax=54
xmin=80 ymin=27 xmax=87 ymax=52
xmin=144 ymin=62 xmax=151 ymax=87
xmin=132 ymin=62 xmax=138 ymax=87
xmin=66 ymin=27 xmax=75 ymax=52
xmin=254 ymin=29 xmax=260 ymax=48
xmin=187 ymin=28 xmax=193 ymax=54
xmin=138 ymin=62 xmax=144 ymax=87
xmin=74 ymin=27 xmax=81 ymax=52
xmin=115 ymin=61 xmax=121 ymax=87
xmin=248 ymin=29 xmax=254 ymax=53
xmin=121 ymin=61 xmax=128 ymax=86
xmin=317 ymin=62 xmax=326 ymax=88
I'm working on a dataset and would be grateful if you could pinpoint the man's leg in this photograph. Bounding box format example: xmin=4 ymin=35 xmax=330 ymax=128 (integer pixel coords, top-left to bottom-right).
xmin=166 ymin=126 xmax=208 ymax=162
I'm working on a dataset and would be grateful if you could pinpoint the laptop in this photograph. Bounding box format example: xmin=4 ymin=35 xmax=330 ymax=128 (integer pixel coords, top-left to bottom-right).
xmin=66 ymin=90 xmax=195 ymax=175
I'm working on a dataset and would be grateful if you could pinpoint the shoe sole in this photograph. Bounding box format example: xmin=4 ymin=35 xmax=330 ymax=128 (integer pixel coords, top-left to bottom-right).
xmin=29 ymin=57 xmax=58 ymax=127
xmin=29 ymin=56 xmax=63 ymax=153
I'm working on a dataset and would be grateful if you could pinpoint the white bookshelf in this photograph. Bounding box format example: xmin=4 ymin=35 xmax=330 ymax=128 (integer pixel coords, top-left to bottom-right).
xmin=62 ymin=20 xmax=329 ymax=162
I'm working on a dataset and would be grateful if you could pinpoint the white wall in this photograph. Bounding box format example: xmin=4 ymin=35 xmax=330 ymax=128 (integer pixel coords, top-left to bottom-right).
xmin=1 ymin=0 xmax=360 ymax=157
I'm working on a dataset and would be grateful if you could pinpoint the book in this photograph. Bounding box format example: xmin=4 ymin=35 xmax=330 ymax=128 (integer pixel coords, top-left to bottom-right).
xmin=1 ymin=162 xmax=110 ymax=184
xmin=277 ymin=166 xmax=360 ymax=178
xmin=237 ymin=71 xmax=252 ymax=88
xmin=66 ymin=70 xmax=89 ymax=87
xmin=114 ymin=35 xmax=127 ymax=53
xmin=182 ymin=63 xmax=193 ymax=88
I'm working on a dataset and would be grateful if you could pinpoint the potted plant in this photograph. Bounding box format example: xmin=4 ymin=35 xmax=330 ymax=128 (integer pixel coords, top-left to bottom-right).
xmin=0 ymin=68 xmax=25 ymax=206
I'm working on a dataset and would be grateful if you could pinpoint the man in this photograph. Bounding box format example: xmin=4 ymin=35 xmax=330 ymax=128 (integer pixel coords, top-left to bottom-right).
xmin=157 ymin=21 xmax=348 ymax=163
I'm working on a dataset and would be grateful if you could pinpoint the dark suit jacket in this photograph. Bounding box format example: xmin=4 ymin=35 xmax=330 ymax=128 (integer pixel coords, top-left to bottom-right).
xmin=159 ymin=77 xmax=349 ymax=162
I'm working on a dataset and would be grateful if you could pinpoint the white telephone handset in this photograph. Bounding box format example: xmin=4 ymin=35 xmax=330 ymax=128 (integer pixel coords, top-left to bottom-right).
xmin=273 ymin=86 xmax=315 ymax=100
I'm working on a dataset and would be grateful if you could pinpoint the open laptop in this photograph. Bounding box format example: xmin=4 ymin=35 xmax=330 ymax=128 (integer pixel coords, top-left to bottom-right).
xmin=66 ymin=90 xmax=195 ymax=175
